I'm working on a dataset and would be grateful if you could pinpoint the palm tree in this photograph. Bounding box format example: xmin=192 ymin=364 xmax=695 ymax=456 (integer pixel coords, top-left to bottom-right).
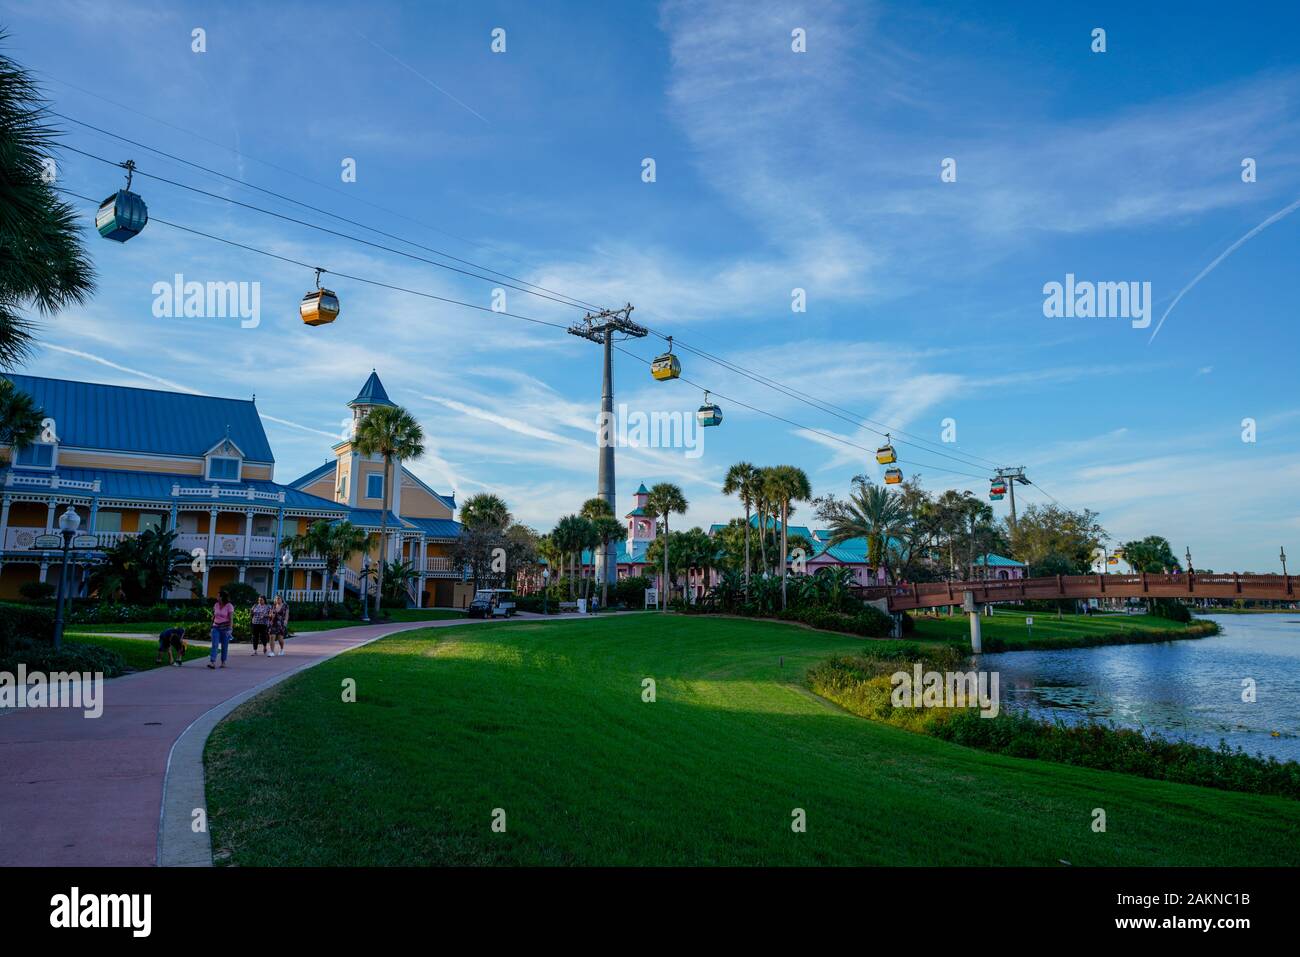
xmin=460 ymin=493 xmax=511 ymax=531
xmin=753 ymin=466 xmax=774 ymax=575
xmin=0 ymin=377 xmax=44 ymax=465
xmin=763 ymin=465 xmax=811 ymax=610
xmin=722 ymin=462 xmax=760 ymax=597
xmin=828 ymin=482 xmax=908 ymax=584
xmin=579 ymin=497 xmax=615 ymax=598
xmin=551 ymin=514 xmax=590 ymax=600
xmin=590 ymin=515 xmax=624 ymax=609
xmin=0 ymin=40 xmax=95 ymax=368
xmin=88 ymin=527 xmax=188 ymax=604
xmin=353 ymin=404 xmax=425 ymax=617
xmin=644 ymin=482 xmax=687 ymax=610
xmin=282 ymin=519 xmax=367 ymax=616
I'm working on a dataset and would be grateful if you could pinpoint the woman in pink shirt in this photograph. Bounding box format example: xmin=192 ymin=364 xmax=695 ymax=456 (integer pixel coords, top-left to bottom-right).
xmin=207 ymin=588 xmax=235 ymax=669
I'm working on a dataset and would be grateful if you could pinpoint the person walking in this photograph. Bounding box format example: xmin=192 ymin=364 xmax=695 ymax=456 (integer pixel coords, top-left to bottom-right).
xmin=268 ymin=594 xmax=289 ymax=656
xmin=207 ymin=589 xmax=235 ymax=669
xmin=250 ymin=595 xmax=271 ymax=656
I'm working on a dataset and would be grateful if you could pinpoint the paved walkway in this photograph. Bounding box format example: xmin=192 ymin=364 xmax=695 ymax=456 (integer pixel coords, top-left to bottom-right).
xmin=0 ymin=616 xmax=537 ymax=867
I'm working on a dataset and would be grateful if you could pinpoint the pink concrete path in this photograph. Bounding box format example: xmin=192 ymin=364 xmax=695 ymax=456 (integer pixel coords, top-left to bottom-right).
xmin=0 ymin=618 xmax=481 ymax=866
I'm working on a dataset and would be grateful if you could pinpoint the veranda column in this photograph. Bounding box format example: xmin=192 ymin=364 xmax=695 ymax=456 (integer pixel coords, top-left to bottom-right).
xmin=45 ymin=497 xmax=56 ymax=533
xmin=242 ymin=509 xmax=253 ymax=560
xmin=0 ymin=494 xmax=11 ymax=551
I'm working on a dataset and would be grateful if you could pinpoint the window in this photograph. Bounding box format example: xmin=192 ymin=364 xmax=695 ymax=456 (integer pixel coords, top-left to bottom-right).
xmin=14 ymin=443 xmax=55 ymax=469
xmin=96 ymin=511 xmax=122 ymax=533
xmin=207 ymin=455 xmax=241 ymax=482
xmin=138 ymin=513 xmax=164 ymax=533
xmin=337 ymin=475 xmax=348 ymax=500
xmin=366 ymin=472 xmax=384 ymax=500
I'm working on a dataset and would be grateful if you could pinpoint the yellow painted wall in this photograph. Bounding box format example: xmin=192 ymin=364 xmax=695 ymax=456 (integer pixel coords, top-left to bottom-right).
xmin=301 ymin=475 xmax=334 ymax=502
xmin=206 ymin=567 xmax=237 ymax=597
xmin=7 ymin=502 xmax=48 ymax=527
xmin=399 ymin=478 xmax=452 ymax=519
xmin=356 ymin=461 xmax=389 ymax=507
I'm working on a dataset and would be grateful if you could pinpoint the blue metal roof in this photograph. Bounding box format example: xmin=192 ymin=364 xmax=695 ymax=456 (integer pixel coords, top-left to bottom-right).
xmin=289 ymin=460 xmax=335 ymax=488
xmin=401 ymin=516 xmax=462 ymax=539
xmin=345 ymin=508 xmax=406 ymax=527
xmin=349 ymin=371 xmax=394 ymax=408
xmin=972 ymin=553 xmax=1025 ymax=567
xmin=41 ymin=466 xmax=346 ymax=511
xmin=5 ymin=374 xmax=274 ymax=462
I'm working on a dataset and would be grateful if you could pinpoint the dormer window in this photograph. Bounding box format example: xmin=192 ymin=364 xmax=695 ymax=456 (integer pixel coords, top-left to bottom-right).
xmin=204 ymin=436 xmax=245 ymax=483
xmin=13 ymin=440 xmax=57 ymax=470
xmin=207 ymin=456 xmax=241 ymax=482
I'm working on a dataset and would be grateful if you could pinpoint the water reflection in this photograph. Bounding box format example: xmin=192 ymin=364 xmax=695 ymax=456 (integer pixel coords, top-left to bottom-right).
xmin=980 ymin=614 xmax=1300 ymax=761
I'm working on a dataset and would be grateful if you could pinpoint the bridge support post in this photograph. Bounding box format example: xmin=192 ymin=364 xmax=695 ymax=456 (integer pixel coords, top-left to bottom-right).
xmin=962 ymin=590 xmax=983 ymax=654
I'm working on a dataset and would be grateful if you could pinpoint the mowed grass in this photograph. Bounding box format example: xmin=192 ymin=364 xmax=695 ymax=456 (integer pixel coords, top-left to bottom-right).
xmin=204 ymin=614 xmax=1300 ymax=866
xmin=66 ymin=634 xmax=210 ymax=671
xmin=908 ymin=608 xmax=1208 ymax=649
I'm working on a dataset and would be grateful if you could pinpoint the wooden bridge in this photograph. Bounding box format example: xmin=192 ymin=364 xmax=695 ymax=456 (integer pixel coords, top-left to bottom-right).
xmin=859 ymin=572 xmax=1296 ymax=613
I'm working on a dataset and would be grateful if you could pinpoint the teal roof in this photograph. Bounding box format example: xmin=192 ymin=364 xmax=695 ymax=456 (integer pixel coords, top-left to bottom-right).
xmin=973 ymin=554 xmax=1025 ymax=567
xmin=349 ymin=371 xmax=394 ymax=408
xmin=626 ymin=506 xmax=649 ymax=517
xmin=5 ymin=374 xmax=274 ymax=462
xmin=708 ymin=516 xmax=813 ymax=541
xmin=578 ymin=539 xmax=653 ymax=565
xmin=635 ymin=483 xmax=649 ymax=495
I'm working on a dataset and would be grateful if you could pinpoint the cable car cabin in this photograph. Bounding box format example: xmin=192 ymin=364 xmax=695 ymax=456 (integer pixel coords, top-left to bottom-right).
xmin=875 ymin=443 xmax=897 ymax=465
xmin=883 ymin=467 xmax=903 ymax=485
xmin=300 ymin=288 xmax=340 ymax=326
xmin=650 ymin=353 xmax=681 ymax=381
xmin=95 ymin=189 xmax=148 ymax=242
xmin=696 ymin=402 xmax=723 ymax=427
xmin=989 ymin=491 xmax=1005 ymax=501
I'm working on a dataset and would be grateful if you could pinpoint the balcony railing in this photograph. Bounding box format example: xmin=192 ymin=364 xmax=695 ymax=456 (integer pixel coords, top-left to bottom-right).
xmin=4 ymin=526 xmax=280 ymax=559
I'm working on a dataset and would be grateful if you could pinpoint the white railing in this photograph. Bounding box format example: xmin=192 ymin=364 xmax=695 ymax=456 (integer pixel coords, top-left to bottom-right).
xmin=4 ymin=526 xmax=288 ymax=559
xmin=282 ymin=588 xmax=330 ymax=603
xmin=2 ymin=472 xmax=100 ymax=492
xmin=422 ymin=558 xmax=456 ymax=576
xmin=172 ymin=484 xmax=285 ymax=503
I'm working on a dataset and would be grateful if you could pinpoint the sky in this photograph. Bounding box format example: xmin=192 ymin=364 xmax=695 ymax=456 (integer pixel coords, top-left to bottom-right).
xmin=2 ymin=0 xmax=1298 ymax=571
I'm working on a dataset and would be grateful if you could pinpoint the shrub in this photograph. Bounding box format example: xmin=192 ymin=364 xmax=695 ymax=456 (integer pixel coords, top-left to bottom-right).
xmin=612 ymin=575 xmax=653 ymax=609
xmin=0 ymin=637 xmax=127 ymax=679
xmin=18 ymin=581 xmax=56 ymax=602
xmin=1151 ymin=598 xmax=1192 ymax=623
xmin=0 ymin=604 xmax=55 ymax=655
xmin=223 ymin=582 xmax=262 ymax=606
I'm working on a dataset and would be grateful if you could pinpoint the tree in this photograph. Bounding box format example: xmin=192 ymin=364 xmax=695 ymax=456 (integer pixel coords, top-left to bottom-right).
xmin=377 ymin=559 xmax=418 ymax=603
xmin=551 ymin=514 xmax=591 ymax=600
xmin=763 ymin=465 xmax=811 ymax=610
xmin=722 ymin=462 xmax=760 ymax=596
xmin=353 ymin=404 xmax=425 ymax=617
xmin=644 ymin=482 xmax=687 ymax=610
xmin=826 ymin=481 xmax=907 ymax=583
xmin=1009 ymin=503 xmax=1105 ymax=574
xmin=454 ymin=492 xmax=515 ymax=593
xmin=0 ymin=39 xmax=95 ymax=369
xmin=460 ymin=493 xmax=511 ymax=532
xmin=0 ymin=377 xmax=43 ymax=465
xmin=88 ymin=527 xmax=189 ymax=603
xmin=281 ymin=519 xmax=367 ymax=616
xmin=1121 ymin=535 xmax=1181 ymax=574
xmin=589 ymin=515 xmax=624 ymax=608
xmin=502 ymin=522 xmax=540 ymax=592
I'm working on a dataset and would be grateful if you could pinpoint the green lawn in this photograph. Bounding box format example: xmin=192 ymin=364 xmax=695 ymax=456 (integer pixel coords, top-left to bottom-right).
xmin=908 ymin=608 xmax=1212 ymax=650
xmin=67 ymin=634 xmax=210 ymax=671
xmin=204 ymin=614 xmax=1300 ymax=866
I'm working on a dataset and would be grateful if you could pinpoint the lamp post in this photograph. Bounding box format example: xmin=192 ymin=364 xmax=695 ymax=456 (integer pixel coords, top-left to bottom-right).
xmin=52 ymin=506 xmax=81 ymax=651
xmin=1282 ymin=546 xmax=1289 ymax=577
xmin=542 ymin=567 xmax=550 ymax=616
xmin=280 ymin=549 xmax=294 ymax=598
xmin=361 ymin=553 xmax=371 ymax=623
xmin=1185 ymin=546 xmax=1193 ymax=574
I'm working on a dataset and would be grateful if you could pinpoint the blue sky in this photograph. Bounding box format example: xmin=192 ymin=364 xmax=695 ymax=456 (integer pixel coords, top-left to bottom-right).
xmin=3 ymin=0 xmax=1298 ymax=571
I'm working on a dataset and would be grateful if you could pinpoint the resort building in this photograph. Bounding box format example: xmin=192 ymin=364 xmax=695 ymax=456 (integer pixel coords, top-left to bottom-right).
xmin=969 ymin=554 xmax=1027 ymax=580
xmin=0 ymin=371 xmax=471 ymax=607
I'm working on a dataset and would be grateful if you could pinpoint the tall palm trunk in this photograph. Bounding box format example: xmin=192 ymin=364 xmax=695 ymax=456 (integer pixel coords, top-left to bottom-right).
xmin=756 ymin=499 xmax=768 ymax=576
xmin=743 ymin=500 xmax=751 ymax=599
xmin=661 ymin=515 xmax=670 ymax=611
xmin=779 ymin=499 xmax=789 ymax=610
xmin=374 ymin=456 xmax=392 ymax=616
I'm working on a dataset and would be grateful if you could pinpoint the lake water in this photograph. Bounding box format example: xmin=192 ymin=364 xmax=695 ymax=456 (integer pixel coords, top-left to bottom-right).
xmin=981 ymin=613 xmax=1300 ymax=762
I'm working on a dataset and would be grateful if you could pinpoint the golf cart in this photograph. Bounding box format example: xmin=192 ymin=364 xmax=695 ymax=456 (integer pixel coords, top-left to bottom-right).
xmin=467 ymin=588 xmax=516 ymax=618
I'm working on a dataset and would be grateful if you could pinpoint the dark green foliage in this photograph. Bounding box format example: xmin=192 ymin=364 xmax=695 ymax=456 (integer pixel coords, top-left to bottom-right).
xmin=88 ymin=527 xmax=189 ymax=603
xmin=223 ymin=581 xmax=261 ymax=606
xmin=0 ymin=637 xmax=126 ymax=678
xmin=17 ymin=580 xmax=55 ymax=601
xmin=0 ymin=602 xmax=53 ymax=654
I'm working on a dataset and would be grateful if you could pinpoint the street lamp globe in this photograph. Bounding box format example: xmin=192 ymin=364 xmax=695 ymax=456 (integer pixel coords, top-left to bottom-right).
xmin=58 ymin=507 xmax=81 ymax=534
